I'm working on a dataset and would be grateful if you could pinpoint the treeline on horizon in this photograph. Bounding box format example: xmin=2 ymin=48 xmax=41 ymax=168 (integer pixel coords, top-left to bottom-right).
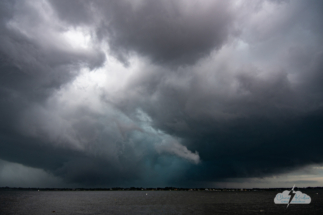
xmin=1 ymin=186 xmax=322 ymax=191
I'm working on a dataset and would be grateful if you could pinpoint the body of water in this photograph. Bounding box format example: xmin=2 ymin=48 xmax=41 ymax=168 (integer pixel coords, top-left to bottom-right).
xmin=0 ymin=190 xmax=322 ymax=214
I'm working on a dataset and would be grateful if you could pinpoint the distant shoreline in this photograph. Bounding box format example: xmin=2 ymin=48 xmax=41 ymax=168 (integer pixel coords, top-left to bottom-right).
xmin=1 ymin=187 xmax=322 ymax=191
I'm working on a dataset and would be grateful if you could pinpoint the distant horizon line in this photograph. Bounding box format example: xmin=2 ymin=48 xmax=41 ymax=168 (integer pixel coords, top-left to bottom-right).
xmin=1 ymin=186 xmax=323 ymax=190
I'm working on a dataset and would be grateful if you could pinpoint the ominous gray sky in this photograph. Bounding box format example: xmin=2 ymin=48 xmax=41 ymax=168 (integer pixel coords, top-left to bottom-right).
xmin=1 ymin=0 xmax=323 ymax=188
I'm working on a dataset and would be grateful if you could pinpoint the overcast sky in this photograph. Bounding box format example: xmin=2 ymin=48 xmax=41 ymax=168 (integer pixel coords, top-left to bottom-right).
xmin=0 ymin=0 xmax=323 ymax=188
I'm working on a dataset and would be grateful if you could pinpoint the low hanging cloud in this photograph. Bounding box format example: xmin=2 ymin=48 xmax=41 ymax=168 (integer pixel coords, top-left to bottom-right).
xmin=0 ymin=0 xmax=323 ymax=187
xmin=156 ymin=137 xmax=200 ymax=164
xmin=0 ymin=159 xmax=66 ymax=188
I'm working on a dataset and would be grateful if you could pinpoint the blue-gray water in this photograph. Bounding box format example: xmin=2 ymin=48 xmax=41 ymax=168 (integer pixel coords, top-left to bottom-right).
xmin=1 ymin=190 xmax=322 ymax=214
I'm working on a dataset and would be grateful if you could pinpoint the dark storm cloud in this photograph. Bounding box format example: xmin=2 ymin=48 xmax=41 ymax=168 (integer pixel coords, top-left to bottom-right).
xmin=49 ymin=0 xmax=95 ymax=26
xmin=1 ymin=0 xmax=323 ymax=188
xmin=0 ymin=0 xmax=105 ymax=123
xmin=49 ymin=0 xmax=235 ymax=66
xmin=104 ymin=0 xmax=235 ymax=66
xmin=115 ymin=0 xmax=323 ymax=184
xmin=0 ymin=132 xmax=138 ymax=187
xmin=122 ymin=60 xmax=323 ymax=184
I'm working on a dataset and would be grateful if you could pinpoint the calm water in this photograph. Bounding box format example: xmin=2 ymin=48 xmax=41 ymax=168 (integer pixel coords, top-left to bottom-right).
xmin=0 ymin=190 xmax=322 ymax=214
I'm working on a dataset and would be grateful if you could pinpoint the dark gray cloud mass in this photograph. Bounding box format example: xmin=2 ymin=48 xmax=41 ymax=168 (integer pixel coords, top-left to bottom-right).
xmin=50 ymin=0 xmax=235 ymax=66
xmin=0 ymin=0 xmax=323 ymax=188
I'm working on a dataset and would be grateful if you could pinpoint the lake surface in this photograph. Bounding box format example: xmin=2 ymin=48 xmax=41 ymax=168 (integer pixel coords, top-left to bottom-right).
xmin=0 ymin=190 xmax=322 ymax=214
